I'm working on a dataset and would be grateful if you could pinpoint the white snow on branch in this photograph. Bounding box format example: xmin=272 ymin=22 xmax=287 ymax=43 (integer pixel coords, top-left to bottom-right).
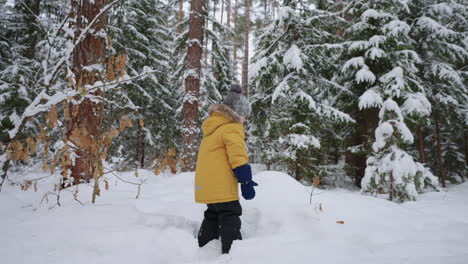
xmin=283 ymin=44 xmax=303 ymax=71
xmin=380 ymin=67 xmax=405 ymax=98
xmin=272 ymin=73 xmax=295 ymax=103
xmin=8 ymin=90 xmax=72 ymax=139
xmin=383 ymin=20 xmax=410 ymax=37
xmin=365 ymin=47 xmax=386 ymax=60
xmin=283 ymin=134 xmax=320 ymax=149
xmin=359 ymin=89 xmax=383 ymax=110
xmin=372 ymin=122 xmax=393 ymax=152
xmin=250 ymin=57 xmax=268 ymax=78
xmin=277 ymin=6 xmax=295 ymax=21
xmin=356 ymin=66 xmax=376 ymax=84
xmin=293 ymin=89 xmax=316 ymax=110
xmin=342 ymin=57 xmax=364 ymax=72
xmin=401 ymin=93 xmax=431 ymax=117
xmin=83 ymin=63 xmax=103 ymax=72
xmin=379 ymin=98 xmax=404 ymax=121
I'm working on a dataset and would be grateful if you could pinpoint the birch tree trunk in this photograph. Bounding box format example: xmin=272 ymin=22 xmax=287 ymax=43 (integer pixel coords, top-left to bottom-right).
xmin=182 ymin=0 xmax=205 ymax=172
xmin=241 ymin=0 xmax=250 ymax=96
xmin=67 ymin=0 xmax=108 ymax=185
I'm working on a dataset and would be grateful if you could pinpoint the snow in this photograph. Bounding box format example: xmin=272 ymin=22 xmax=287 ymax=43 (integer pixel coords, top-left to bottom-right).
xmin=379 ymin=98 xmax=404 ymax=121
xmin=401 ymin=93 xmax=431 ymax=117
xmin=342 ymin=57 xmax=364 ymax=72
xmin=372 ymin=122 xmax=394 ymax=152
xmin=281 ymin=134 xmax=320 ymax=149
xmin=356 ymin=66 xmax=376 ymax=84
xmin=358 ymin=89 xmax=383 ymax=110
xmin=1 ymin=169 xmax=467 ymax=264
xmin=283 ymin=44 xmax=303 ymax=71
xmin=383 ymin=20 xmax=410 ymax=37
xmin=277 ymin=6 xmax=295 ymax=22
xmin=379 ymin=67 xmax=406 ymax=97
xmin=365 ymin=47 xmax=386 ymax=60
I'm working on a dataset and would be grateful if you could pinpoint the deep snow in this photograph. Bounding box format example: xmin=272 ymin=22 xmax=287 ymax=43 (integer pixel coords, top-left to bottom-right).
xmin=1 ymin=168 xmax=467 ymax=264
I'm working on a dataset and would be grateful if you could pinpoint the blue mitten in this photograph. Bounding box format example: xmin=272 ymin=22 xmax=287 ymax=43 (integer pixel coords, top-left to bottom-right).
xmin=240 ymin=181 xmax=258 ymax=200
xmin=233 ymin=164 xmax=258 ymax=200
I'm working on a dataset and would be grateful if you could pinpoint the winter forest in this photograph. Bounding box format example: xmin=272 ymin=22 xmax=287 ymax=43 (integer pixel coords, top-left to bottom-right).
xmin=1 ymin=0 xmax=467 ymax=263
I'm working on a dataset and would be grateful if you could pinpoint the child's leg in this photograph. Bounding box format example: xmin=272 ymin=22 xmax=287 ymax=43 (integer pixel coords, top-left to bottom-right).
xmin=198 ymin=204 xmax=220 ymax=247
xmin=216 ymin=200 xmax=242 ymax=254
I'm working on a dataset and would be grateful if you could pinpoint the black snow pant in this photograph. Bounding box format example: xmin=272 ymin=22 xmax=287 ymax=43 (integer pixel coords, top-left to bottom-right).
xmin=198 ymin=200 xmax=242 ymax=254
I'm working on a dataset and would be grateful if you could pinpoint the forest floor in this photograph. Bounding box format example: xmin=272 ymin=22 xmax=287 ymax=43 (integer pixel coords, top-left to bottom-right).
xmin=1 ymin=167 xmax=467 ymax=264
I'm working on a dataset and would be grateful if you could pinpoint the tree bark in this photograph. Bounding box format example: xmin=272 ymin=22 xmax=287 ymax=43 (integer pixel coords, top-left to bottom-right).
xmin=233 ymin=0 xmax=238 ymax=71
xmin=389 ymin=173 xmax=394 ymax=201
xmin=417 ymin=125 xmax=425 ymax=164
xmin=182 ymin=0 xmax=205 ymax=172
xmin=220 ymin=0 xmax=224 ymax=25
xmin=211 ymin=0 xmax=217 ymax=66
xmin=226 ymin=0 xmax=231 ymax=28
xmin=435 ymin=116 xmax=446 ymax=187
xmin=178 ymin=0 xmax=184 ymax=33
xmin=136 ymin=122 xmax=141 ymax=168
xmin=67 ymin=0 xmax=108 ymax=185
xmin=241 ymin=0 xmax=250 ymax=96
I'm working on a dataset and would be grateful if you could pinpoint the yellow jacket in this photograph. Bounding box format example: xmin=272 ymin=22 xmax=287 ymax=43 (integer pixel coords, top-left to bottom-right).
xmin=195 ymin=104 xmax=248 ymax=204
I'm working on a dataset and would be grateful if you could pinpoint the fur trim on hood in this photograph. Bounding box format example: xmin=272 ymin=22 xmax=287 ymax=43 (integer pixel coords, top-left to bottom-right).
xmin=209 ymin=104 xmax=242 ymax=123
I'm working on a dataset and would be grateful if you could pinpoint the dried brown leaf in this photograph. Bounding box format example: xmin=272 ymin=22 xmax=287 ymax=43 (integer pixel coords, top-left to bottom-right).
xmin=47 ymin=105 xmax=58 ymax=128
xmin=119 ymin=117 xmax=133 ymax=132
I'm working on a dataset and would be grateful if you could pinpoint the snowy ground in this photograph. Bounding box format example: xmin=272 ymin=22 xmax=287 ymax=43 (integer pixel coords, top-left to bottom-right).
xmin=1 ymin=168 xmax=467 ymax=264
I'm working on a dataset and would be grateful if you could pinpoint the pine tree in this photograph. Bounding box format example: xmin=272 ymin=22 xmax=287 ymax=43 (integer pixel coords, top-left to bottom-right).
xmin=0 ymin=0 xmax=44 ymax=145
xmin=249 ymin=1 xmax=352 ymax=183
xmin=337 ymin=0 xmax=439 ymax=201
xmin=107 ymin=0 xmax=177 ymax=169
xmin=410 ymin=0 xmax=468 ymax=184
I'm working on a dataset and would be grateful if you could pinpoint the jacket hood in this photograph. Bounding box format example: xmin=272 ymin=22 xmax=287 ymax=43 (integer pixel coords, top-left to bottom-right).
xmin=201 ymin=104 xmax=242 ymax=136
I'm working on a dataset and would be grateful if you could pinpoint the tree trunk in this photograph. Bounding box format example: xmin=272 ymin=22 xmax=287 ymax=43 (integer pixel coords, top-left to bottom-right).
xmin=136 ymin=122 xmax=141 ymax=168
xmin=226 ymin=0 xmax=231 ymax=28
xmin=389 ymin=173 xmax=394 ymax=201
xmin=182 ymin=0 xmax=205 ymax=172
xmin=220 ymin=0 xmax=224 ymax=25
xmin=67 ymin=0 xmax=108 ymax=186
xmin=141 ymin=140 xmax=145 ymax=168
xmin=435 ymin=116 xmax=446 ymax=187
xmin=233 ymin=0 xmax=238 ymax=72
xmin=211 ymin=0 xmax=217 ymax=66
xmin=346 ymin=108 xmax=379 ymax=188
xmin=178 ymin=0 xmax=184 ymax=33
xmin=417 ymin=125 xmax=426 ymax=164
xmin=241 ymin=0 xmax=250 ymax=96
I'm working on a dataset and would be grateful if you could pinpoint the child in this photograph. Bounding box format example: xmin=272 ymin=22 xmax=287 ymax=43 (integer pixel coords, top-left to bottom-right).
xmin=195 ymin=84 xmax=258 ymax=254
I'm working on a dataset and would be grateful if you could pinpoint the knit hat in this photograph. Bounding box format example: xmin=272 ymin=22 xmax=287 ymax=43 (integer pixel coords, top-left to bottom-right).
xmin=223 ymin=84 xmax=250 ymax=117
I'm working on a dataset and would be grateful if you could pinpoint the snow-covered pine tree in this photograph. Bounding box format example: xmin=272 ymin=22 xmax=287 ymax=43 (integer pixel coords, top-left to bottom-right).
xmin=410 ymin=0 xmax=467 ymax=184
xmin=0 ymin=0 xmax=44 ymax=145
xmin=338 ymin=0 xmax=438 ymax=201
xmin=249 ymin=1 xmax=353 ymax=183
xmin=108 ymin=0 xmax=178 ymax=169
